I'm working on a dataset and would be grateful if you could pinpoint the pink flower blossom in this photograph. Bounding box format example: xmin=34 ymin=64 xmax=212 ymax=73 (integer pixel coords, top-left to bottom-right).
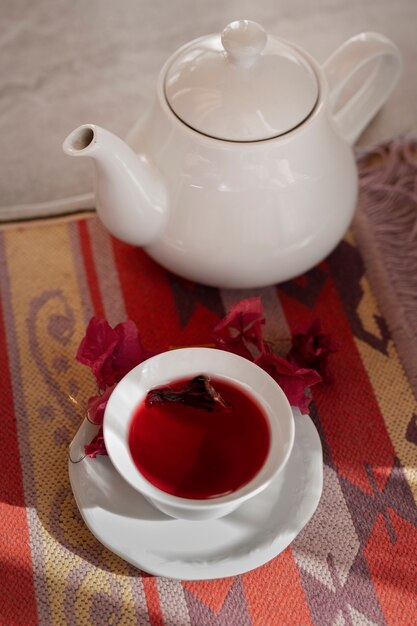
xmin=255 ymin=349 xmax=322 ymax=414
xmin=76 ymin=317 xmax=153 ymax=389
xmin=212 ymin=297 xmax=265 ymax=360
xmin=288 ymin=319 xmax=339 ymax=383
xmin=84 ymin=427 xmax=107 ymax=458
xmin=87 ymin=384 xmax=116 ymax=425
xmin=78 ymin=306 xmax=338 ymax=459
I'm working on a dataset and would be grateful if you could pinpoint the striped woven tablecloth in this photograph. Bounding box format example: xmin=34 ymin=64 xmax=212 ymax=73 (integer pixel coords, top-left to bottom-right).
xmin=1 ymin=144 xmax=417 ymax=625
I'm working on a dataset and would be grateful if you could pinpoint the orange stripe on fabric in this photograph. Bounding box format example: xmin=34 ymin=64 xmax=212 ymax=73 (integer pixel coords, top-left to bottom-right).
xmin=77 ymin=220 xmax=105 ymax=318
xmin=365 ymin=510 xmax=417 ymax=624
xmin=243 ymin=549 xmax=313 ymax=626
xmin=142 ymin=577 xmax=164 ymax=626
xmin=0 ymin=295 xmax=38 ymax=626
xmin=182 ymin=578 xmax=234 ymax=613
xmin=278 ymin=275 xmax=396 ymax=494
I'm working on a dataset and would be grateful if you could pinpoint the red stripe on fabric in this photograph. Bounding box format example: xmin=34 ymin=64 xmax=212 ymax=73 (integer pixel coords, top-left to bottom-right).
xmin=111 ymin=241 xmax=178 ymax=351
xmin=77 ymin=220 xmax=105 ymax=318
xmin=278 ymin=276 xmax=395 ymax=494
xmin=142 ymin=577 xmax=164 ymax=626
xmin=111 ymin=241 xmax=221 ymax=351
xmin=0 ymin=299 xmax=38 ymax=625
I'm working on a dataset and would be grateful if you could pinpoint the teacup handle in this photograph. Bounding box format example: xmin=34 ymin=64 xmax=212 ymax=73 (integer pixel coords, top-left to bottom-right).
xmin=323 ymin=32 xmax=401 ymax=145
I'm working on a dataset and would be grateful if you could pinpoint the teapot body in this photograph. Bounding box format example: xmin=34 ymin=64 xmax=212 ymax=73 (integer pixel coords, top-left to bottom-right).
xmin=65 ymin=27 xmax=400 ymax=289
xmin=129 ymin=53 xmax=357 ymax=289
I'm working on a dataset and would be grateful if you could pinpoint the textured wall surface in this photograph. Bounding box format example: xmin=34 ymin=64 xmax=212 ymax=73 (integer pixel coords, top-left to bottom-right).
xmin=1 ymin=0 xmax=415 ymax=216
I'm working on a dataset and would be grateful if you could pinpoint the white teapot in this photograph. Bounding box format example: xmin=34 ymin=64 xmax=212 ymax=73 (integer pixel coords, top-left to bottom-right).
xmin=63 ymin=20 xmax=401 ymax=288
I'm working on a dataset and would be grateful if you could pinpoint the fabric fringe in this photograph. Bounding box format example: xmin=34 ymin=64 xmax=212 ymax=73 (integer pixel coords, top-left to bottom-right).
xmin=353 ymin=139 xmax=417 ymax=395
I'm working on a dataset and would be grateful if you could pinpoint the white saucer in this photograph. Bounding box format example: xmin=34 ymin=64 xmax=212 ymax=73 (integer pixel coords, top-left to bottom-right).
xmin=69 ymin=410 xmax=323 ymax=580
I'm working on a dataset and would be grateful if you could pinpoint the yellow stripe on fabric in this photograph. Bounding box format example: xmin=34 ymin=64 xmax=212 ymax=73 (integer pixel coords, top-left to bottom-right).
xmin=4 ymin=223 xmax=140 ymax=624
xmin=355 ymin=277 xmax=417 ymax=502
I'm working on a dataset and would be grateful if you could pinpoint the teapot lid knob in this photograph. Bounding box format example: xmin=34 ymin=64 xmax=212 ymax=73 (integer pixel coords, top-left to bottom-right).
xmin=221 ymin=20 xmax=267 ymax=67
xmin=165 ymin=20 xmax=319 ymax=141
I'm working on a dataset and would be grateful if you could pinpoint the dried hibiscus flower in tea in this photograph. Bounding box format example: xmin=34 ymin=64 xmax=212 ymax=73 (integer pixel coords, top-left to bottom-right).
xmin=146 ymin=375 xmax=232 ymax=412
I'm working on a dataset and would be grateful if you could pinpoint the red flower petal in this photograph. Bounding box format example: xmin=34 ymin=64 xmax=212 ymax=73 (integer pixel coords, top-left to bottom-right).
xmin=212 ymin=297 xmax=265 ymax=360
xmin=76 ymin=317 xmax=154 ymax=389
xmin=99 ymin=319 xmax=154 ymax=387
xmin=288 ymin=318 xmax=339 ymax=383
xmin=87 ymin=385 xmax=116 ymax=425
xmin=84 ymin=427 xmax=107 ymax=458
xmin=255 ymin=349 xmax=322 ymax=414
xmin=76 ymin=318 xmax=118 ymax=387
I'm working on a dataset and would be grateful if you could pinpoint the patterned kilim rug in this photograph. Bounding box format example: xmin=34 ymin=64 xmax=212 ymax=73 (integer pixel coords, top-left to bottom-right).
xmin=1 ymin=144 xmax=417 ymax=625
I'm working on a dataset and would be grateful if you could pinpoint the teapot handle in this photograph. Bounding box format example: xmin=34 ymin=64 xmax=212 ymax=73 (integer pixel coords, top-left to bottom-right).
xmin=323 ymin=32 xmax=401 ymax=145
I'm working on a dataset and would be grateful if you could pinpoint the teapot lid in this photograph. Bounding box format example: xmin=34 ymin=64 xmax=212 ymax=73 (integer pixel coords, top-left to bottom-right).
xmin=164 ymin=20 xmax=319 ymax=142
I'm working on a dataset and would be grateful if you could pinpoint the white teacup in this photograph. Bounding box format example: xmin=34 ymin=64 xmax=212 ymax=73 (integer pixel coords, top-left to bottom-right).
xmin=103 ymin=347 xmax=294 ymax=520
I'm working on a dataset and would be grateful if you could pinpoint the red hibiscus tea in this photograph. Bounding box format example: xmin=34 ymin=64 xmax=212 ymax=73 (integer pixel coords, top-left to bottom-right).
xmin=128 ymin=376 xmax=271 ymax=499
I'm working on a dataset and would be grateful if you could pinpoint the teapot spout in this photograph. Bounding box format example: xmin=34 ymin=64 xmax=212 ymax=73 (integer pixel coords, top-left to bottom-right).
xmin=63 ymin=124 xmax=168 ymax=246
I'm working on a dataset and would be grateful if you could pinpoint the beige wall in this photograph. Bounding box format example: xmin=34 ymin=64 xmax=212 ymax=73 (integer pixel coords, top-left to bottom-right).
xmin=1 ymin=0 xmax=415 ymax=218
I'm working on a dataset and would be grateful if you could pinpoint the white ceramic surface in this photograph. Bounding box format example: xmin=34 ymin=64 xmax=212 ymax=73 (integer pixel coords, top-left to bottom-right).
xmin=63 ymin=124 xmax=168 ymax=246
xmin=69 ymin=409 xmax=323 ymax=580
xmin=63 ymin=24 xmax=401 ymax=289
xmin=103 ymin=347 xmax=295 ymax=521
xmin=164 ymin=20 xmax=318 ymax=141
